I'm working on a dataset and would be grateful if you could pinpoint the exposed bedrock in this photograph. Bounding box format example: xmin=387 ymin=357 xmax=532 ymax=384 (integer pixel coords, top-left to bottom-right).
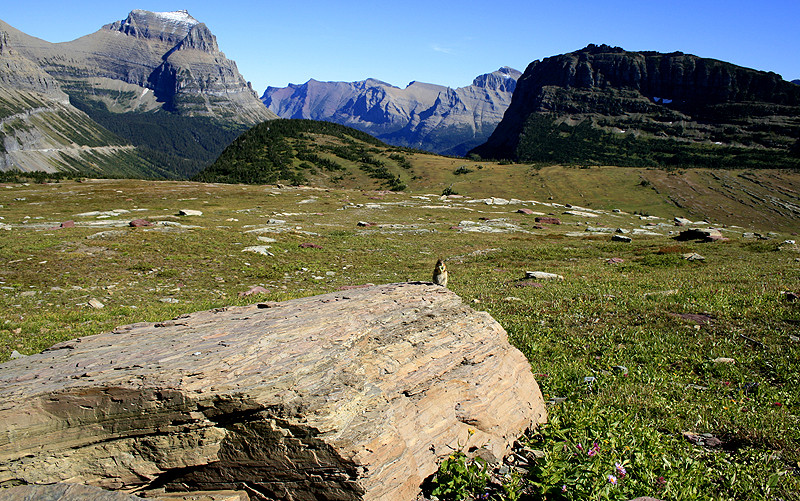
xmin=0 ymin=283 xmax=546 ymax=501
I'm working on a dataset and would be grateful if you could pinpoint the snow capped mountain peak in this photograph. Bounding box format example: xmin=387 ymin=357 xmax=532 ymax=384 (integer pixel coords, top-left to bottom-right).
xmin=149 ymin=9 xmax=199 ymax=27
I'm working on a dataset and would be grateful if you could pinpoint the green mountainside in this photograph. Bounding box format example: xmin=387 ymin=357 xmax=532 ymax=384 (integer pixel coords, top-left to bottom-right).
xmin=472 ymin=45 xmax=800 ymax=169
xmin=0 ymin=11 xmax=272 ymax=178
xmin=195 ymin=119 xmax=413 ymax=190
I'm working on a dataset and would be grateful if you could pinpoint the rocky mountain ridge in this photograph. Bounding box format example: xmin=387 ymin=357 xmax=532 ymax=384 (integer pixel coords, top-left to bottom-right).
xmin=0 ymin=10 xmax=274 ymax=123
xmin=262 ymin=67 xmax=521 ymax=155
xmin=472 ymin=44 xmax=800 ymax=167
xmin=0 ymin=24 xmax=169 ymax=176
xmin=0 ymin=10 xmax=275 ymax=176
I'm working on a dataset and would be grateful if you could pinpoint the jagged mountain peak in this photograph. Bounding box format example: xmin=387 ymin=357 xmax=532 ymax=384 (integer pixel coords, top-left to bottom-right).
xmin=472 ymin=67 xmax=522 ymax=91
xmin=104 ymin=9 xmax=201 ymax=44
xmin=262 ymin=68 xmax=521 ymax=155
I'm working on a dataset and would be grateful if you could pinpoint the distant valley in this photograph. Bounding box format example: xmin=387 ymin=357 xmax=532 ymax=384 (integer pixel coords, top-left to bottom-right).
xmin=1 ymin=13 xmax=799 ymax=180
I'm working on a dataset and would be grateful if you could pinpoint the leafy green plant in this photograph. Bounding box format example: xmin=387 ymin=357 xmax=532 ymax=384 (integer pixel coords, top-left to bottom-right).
xmin=430 ymin=449 xmax=489 ymax=500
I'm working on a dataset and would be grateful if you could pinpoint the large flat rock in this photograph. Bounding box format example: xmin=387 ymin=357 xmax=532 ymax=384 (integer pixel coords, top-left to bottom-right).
xmin=0 ymin=283 xmax=546 ymax=500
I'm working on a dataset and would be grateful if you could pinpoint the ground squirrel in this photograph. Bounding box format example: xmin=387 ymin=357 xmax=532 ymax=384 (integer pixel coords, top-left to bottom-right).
xmin=432 ymin=259 xmax=448 ymax=287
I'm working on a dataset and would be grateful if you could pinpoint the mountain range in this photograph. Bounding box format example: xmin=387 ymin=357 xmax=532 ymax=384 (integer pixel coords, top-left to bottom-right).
xmin=0 ymin=10 xmax=274 ymax=177
xmin=472 ymin=44 xmax=800 ymax=168
xmin=262 ymin=67 xmax=521 ymax=156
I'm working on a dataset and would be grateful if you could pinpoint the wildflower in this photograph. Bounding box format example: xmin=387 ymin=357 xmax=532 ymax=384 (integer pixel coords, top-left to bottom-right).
xmin=561 ymin=485 xmax=567 ymax=493
xmin=774 ymin=402 xmax=783 ymax=407
xmin=615 ymin=462 xmax=627 ymax=478
xmin=608 ymin=474 xmax=617 ymax=485
xmin=588 ymin=442 xmax=600 ymax=457
xmin=656 ymin=476 xmax=666 ymax=485
xmin=468 ymin=428 xmax=475 ymax=436
xmin=576 ymin=443 xmax=584 ymax=451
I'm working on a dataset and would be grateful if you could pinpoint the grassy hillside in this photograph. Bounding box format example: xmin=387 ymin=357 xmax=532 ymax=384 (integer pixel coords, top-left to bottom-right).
xmin=496 ymin=113 xmax=800 ymax=170
xmin=194 ymin=119 xmax=413 ymax=190
xmin=0 ymin=179 xmax=797 ymax=499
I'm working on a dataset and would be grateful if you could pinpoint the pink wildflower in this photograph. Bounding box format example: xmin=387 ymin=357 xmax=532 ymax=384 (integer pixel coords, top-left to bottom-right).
xmin=615 ymin=462 xmax=627 ymax=478
xmin=608 ymin=474 xmax=617 ymax=485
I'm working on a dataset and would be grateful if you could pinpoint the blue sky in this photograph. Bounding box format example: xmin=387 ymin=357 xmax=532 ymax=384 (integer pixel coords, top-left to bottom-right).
xmin=3 ymin=0 xmax=799 ymax=93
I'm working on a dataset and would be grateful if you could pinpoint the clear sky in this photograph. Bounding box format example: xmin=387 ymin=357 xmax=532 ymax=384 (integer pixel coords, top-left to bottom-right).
xmin=3 ymin=0 xmax=799 ymax=93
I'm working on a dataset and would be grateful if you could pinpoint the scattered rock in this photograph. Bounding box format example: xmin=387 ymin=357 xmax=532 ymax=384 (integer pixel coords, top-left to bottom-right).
xmin=504 ymin=296 xmax=523 ymax=302
xmin=683 ymin=432 xmax=723 ymax=448
xmin=676 ymin=227 xmax=726 ymax=242
xmin=10 ymin=350 xmax=25 ymax=359
xmin=606 ymin=257 xmax=624 ymax=265
xmin=129 ymin=219 xmax=152 ymax=227
xmin=615 ymin=228 xmax=630 ymax=234
xmin=87 ymin=230 xmax=126 ymax=240
xmin=516 ymin=208 xmax=535 ymax=215
xmin=357 ymin=221 xmax=377 ymax=227
xmin=239 ymin=286 xmax=270 ymax=297
xmin=256 ymin=236 xmax=277 ymax=243
xmin=242 ymin=245 xmax=274 ymax=256
xmin=682 ymin=252 xmax=706 ymax=261
xmin=643 ymin=289 xmax=678 ymax=298
xmin=179 ymin=209 xmax=203 ymax=216
xmin=60 ymin=220 xmax=75 ymax=228
xmin=563 ymin=210 xmax=599 ymax=218
xmin=159 ymin=297 xmax=179 ymax=304
xmin=474 ymin=447 xmax=499 ymax=465
xmin=299 ymin=242 xmax=323 ymax=249
xmin=586 ymin=226 xmax=614 ymax=233
xmin=525 ymin=271 xmax=564 ymax=281
xmin=713 ymin=357 xmax=736 ymax=364
xmin=534 ymin=217 xmax=561 ymax=225
xmin=782 ymin=291 xmax=799 ymax=302
xmin=674 ymin=217 xmax=693 ymax=226
xmin=87 ymin=298 xmax=105 ymax=309
xmin=611 ymin=235 xmax=632 ymax=243
xmin=0 ymin=283 xmax=546 ymax=501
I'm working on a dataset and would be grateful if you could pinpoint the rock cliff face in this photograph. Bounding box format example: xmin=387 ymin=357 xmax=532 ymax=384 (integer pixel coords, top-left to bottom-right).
xmin=0 ymin=283 xmax=545 ymax=501
xmin=472 ymin=45 xmax=800 ymax=164
xmin=0 ymin=10 xmax=274 ymax=124
xmin=263 ymin=67 xmax=521 ymax=155
xmin=0 ymin=25 xmax=164 ymax=176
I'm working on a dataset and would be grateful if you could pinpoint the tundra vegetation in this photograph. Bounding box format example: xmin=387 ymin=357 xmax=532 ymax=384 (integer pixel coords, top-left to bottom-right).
xmin=0 ymin=160 xmax=798 ymax=500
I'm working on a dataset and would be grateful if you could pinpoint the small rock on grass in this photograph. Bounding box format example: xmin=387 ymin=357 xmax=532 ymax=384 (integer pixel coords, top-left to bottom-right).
xmin=525 ymin=271 xmax=564 ymax=281
xmin=129 ymin=219 xmax=151 ymax=227
xmin=178 ymin=209 xmax=203 ymax=216
xmin=611 ymin=234 xmax=632 ymax=243
xmin=10 ymin=350 xmax=26 ymax=359
xmin=683 ymin=252 xmax=705 ymax=261
xmin=606 ymin=257 xmax=624 ymax=264
xmin=712 ymin=357 xmax=736 ymax=364
xmin=299 ymin=243 xmax=322 ymax=249
xmin=88 ymin=298 xmax=105 ymax=309
xmin=60 ymin=220 xmax=75 ymax=228
xmin=239 ymin=286 xmax=269 ymax=297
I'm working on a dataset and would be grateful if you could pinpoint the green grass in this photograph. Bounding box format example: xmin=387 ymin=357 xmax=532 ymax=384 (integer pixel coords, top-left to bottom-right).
xmin=0 ymin=179 xmax=798 ymax=500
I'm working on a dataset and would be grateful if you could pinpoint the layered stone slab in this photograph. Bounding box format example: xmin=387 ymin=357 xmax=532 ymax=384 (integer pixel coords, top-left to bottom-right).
xmin=0 ymin=283 xmax=546 ymax=500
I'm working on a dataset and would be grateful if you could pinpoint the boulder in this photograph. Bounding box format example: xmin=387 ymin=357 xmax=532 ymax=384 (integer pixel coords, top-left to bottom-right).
xmin=534 ymin=217 xmax=560 ymax=225
xmin=676 ymin=227 xmax=726 ymax=242
xmin=179 ymin=210 xmax=203 ymax=217
xmin=0 ymin=283 xmax=545 ymax=501
xmin=129 ymin=219 xmax=152 ymax=227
